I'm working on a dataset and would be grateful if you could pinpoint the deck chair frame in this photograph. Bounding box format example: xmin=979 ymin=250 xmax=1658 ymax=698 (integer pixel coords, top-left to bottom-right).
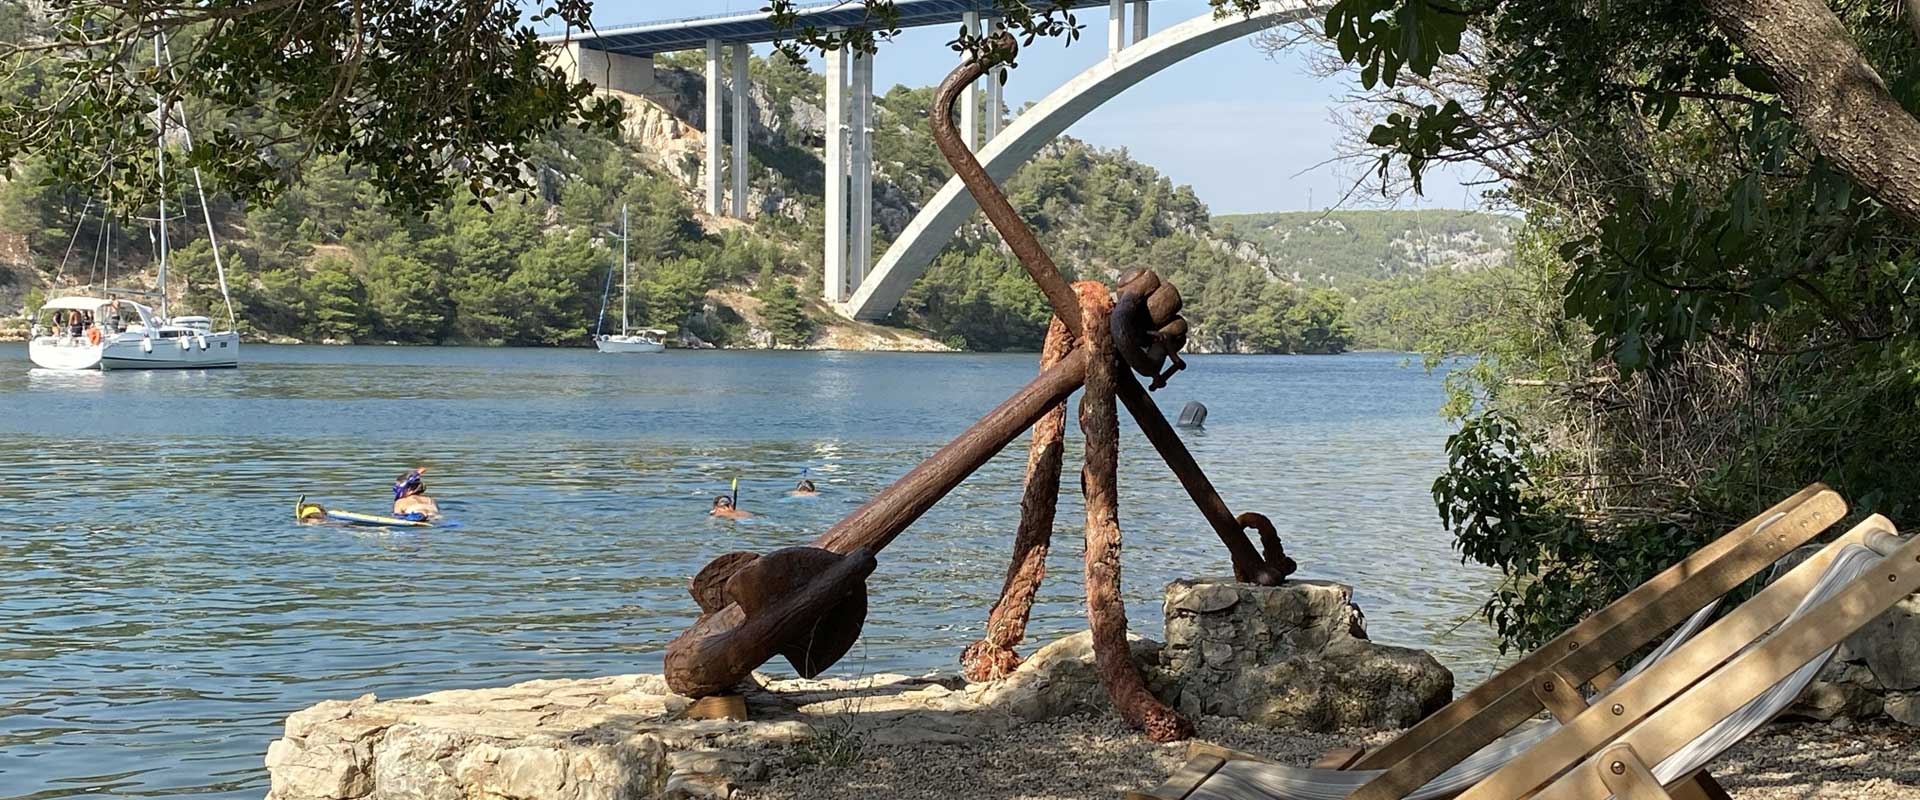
xmin=1451 ymin=514 xmax=1899 ymax=800
xmin=1128 ymin=484 xmax=1846 ymax=800
xmin=1342 ymin=484 xmax=1845 ymax=800
xmin=1527 ymin=521 xmax=1920 ymax=800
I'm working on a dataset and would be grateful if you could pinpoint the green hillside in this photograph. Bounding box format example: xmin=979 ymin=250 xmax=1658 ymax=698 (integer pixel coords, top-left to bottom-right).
xmin=1215 ymin=209 xmax=1515 ymax=285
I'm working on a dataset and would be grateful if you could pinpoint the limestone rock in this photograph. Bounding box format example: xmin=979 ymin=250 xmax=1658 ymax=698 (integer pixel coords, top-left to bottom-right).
xmin=1887 ymin=692 xmax=1920 ymax=728
xmin=967 ymin=631 xmax=1163 ymax=722
xmin=1850 ymin=594 xmax=1920 ymax=691
xmin=969 ymin=579 xmax=1450 ymax=732
xmin=1160 ymin=579 xmax=1452 ymax=731
xmin=1793 ymin=661 xmax=1887 ymax=722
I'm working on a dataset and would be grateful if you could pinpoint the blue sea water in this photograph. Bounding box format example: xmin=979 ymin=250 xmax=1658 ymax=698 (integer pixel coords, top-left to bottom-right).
xmin=0 ymin=344 xmax=1499 ymax=798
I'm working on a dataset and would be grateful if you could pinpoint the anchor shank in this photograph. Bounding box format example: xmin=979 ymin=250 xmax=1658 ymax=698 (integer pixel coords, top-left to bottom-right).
xmin=929 ymin=41 xmax=1083 ymax=336
xmin=812 ymin=348 xmax=1089 ymax=555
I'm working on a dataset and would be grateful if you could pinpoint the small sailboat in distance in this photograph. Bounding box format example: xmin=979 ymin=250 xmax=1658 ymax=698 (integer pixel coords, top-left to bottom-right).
xmin=594 ymin=203 xmax=666 ymax=354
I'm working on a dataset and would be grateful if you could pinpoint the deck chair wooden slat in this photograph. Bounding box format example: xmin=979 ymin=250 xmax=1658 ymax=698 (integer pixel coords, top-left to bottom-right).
xmin=1128 ymin=753 xmax=1229 ymax=800
xmin=1343 ymin=485 xmax=1844 ymax=800
xmin=1524 ymin=528 xmax=1920 ymax=800
xmin=1451 ymin=515 xmax=1896 ymax=800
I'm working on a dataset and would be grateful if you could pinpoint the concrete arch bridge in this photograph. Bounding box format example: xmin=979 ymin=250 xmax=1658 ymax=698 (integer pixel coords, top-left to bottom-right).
xmin=547 ymin=0 xmax=1308 ymax=321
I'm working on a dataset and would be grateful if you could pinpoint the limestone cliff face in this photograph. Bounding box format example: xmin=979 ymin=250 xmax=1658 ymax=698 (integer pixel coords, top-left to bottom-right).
xmin=609 ymin=64 xmax=917 ymax=236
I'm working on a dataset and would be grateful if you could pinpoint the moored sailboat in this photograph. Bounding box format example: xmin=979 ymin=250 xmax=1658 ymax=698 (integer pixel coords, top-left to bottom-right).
xmin=593 ymin=203 xmax=667 ymax=354
xmin=29 ymin=296 xmax=238 ymax=370
xmin=27 ymin=37 xmax=241 ymax=371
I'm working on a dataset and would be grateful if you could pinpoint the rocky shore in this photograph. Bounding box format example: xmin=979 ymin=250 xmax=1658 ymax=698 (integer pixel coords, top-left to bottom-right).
xmin=260 ymin=577 xmax=1920 ymax=800
xmin=263 ymin=580 xmax=1451 ymax=800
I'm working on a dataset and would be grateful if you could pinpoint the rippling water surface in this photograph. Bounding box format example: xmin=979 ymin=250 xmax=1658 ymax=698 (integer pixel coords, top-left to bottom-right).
xmin=0 ymin=344 xmax=1500 ymax=798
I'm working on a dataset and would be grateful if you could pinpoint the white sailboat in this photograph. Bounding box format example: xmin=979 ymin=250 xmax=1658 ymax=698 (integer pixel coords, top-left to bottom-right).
xmin=27 ymin=37 xmax=241 ymax=371
xmin=30 ymin=296 xmax=238 ymax=370
xmin=594 ymin=203 xmax=667 ymax=354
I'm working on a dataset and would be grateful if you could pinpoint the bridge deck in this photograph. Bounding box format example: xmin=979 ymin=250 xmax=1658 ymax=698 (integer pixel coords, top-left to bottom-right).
xmin=545 ymin=0 xmax=1149 ymax=55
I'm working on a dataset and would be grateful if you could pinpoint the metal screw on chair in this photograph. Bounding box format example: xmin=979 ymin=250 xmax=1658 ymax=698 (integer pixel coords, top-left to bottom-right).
xmin=1542 ymin=681 xmax=1555 ymax=693
xmin=1610 ymin=761 xmax=1626 ymax=775
xmin=1611 ymin=703 xmax=1624 ymax=715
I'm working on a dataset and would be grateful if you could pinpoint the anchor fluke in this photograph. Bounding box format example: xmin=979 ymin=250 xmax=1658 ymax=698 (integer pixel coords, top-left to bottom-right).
xmin=665 ymin=547 xmax=876 ymax=697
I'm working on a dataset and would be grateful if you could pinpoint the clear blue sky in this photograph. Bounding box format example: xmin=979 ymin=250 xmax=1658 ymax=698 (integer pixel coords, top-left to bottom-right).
xmin=576 ymin=1 xmax=1487 ymax=214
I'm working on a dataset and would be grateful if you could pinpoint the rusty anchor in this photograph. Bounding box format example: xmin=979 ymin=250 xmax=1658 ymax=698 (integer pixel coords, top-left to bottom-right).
xmin=662 ymin=38 xmax=1295 ymax=739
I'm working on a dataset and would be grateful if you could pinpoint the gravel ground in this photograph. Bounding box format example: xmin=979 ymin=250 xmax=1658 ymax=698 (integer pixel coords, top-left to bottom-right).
xmin=741 ymin=716 xmax=1920 ymax=799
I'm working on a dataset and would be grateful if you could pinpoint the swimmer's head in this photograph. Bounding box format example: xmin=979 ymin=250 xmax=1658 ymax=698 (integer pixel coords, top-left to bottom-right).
xmin=393 ymin=467 xmax=427 ymax=499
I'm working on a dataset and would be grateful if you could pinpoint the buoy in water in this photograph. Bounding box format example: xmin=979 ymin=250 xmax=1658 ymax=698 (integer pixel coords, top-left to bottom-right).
xmin=1176 ymin=401 xmax=1207 ymax=429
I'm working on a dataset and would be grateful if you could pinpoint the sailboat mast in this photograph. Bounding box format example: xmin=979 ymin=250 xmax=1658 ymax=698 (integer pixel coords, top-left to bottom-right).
xmin=620 ymin=203 xmax=629 ymax=337
xmin=153 ymin=37 xmax=169 ymax=322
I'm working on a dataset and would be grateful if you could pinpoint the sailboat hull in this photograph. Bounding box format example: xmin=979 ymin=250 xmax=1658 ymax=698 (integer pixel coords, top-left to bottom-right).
xmin=99 ymin=331 xmax=241 ymax=370
xmin=28 ymin=338 xmax=104 ymax=370
xmin=595 ymin=335 xmax=665 ymax=354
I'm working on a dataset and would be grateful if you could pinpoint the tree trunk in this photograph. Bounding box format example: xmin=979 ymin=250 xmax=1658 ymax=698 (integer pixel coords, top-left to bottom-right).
xmin=1700 ymin=0 xmax=1920 ymax=227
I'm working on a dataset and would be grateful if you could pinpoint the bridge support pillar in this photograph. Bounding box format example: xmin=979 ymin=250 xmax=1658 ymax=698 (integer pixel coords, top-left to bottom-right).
xmin=849 ymin=50 xmax=874 ymax=290
xmin=960 ymin=12 xmax=980 ymax=152
xmin=824 ymin=39 xmax=848 ymax=302
xmin=1109 ymin=0 xmax=1125 ymax=55
xmin=985 ymin=18 xmax=1004 ymax=143
xmin=1132 ymin=0 xmax=1149 ymax=43
xmin=703 ymin=39 xmax=723 ymax=216
xmin=730 ymin=43 xmax=751 ymax=218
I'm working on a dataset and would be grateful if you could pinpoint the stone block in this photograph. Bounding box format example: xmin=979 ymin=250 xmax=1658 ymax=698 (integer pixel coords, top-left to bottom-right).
xmin=1159 ymin=578 xmax=1452 ymax=731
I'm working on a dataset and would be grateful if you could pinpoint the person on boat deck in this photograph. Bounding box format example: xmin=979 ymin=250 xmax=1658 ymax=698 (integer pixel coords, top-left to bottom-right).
xmin=392 ymin=467 xmax=440 ymax=520
xmin=710 ymin=495 xmax=753 ymax=520
xmin=789 ymin=479 xmax=818 ymax=497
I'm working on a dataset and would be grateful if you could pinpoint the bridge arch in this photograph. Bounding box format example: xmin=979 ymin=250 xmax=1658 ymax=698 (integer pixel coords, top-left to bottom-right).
xmin=841 ymin=0 xmax=1312 ymax=321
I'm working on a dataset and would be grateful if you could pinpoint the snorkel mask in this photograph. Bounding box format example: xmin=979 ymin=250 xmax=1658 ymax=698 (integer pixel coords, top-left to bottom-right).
xmin=394 ymin=467 xmax=427 ymax=500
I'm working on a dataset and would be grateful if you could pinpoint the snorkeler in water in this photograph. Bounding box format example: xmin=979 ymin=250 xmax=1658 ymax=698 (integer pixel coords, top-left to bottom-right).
xmin=295 ymin=496 xmax=328 ymax=523
xmin=710 ymin=495 xmax=754 ymax=520
xmin=392 ymin=467 xmax=441 ymax=520
xmin=788 ymin=478 xmax=818 ymax=497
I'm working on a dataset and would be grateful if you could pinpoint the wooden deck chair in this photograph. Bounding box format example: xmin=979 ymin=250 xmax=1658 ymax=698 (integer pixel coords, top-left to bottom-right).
xmin=1129 ymin=484 xmax=1848 ymax=800
xmin=1463 ymin=516 xmax=1919 ymax=800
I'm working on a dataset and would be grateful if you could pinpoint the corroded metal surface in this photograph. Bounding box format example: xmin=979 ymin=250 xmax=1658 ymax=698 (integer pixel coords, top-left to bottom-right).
xmin=1077 ymin=280 xmax=1194 ymax=742
xmin=961 ymin=316 xmax=1073 ymax=682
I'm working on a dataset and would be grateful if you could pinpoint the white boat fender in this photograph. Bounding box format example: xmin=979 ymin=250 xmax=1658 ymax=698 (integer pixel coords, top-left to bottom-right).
xmin=141 ymin=338 xmax=153 ymax=353
xmin=197 ymin=336 xmax=208 ymax=351
xmin=178 ymin=336 xmax=190 ymax=351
